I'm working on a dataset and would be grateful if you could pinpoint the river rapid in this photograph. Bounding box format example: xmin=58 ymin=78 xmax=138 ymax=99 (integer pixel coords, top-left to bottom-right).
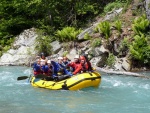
xmin=0 ymin=66 xmax=150 ymax=113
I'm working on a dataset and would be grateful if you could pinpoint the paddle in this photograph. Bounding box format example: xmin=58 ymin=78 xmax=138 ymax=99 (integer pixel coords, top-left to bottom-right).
xmin=17 ymin=74 xmax=48 ymax=81
xmin=17 ymin=76 xmax=29 ymax=80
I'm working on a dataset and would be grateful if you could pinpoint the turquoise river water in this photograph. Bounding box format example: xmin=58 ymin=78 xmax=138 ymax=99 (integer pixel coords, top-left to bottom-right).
xmin=0 ymin=66 xmax=150 ymax=113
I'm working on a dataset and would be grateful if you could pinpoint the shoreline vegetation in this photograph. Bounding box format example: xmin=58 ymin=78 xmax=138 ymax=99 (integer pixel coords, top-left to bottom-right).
xmin=0 ymin=0 xmax=150 ymax=76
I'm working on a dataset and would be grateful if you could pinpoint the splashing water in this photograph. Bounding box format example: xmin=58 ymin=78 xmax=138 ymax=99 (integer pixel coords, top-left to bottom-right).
xmin=0 ymin=66 xmax=150 ymax=113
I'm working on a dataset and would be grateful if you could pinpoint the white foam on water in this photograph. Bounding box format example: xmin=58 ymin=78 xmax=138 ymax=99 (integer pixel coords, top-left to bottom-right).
xmin=133 ymin=90 xmax=138 ymax=93
xmin=103 ymin=77 xmax=139 ymax=88
xmin=15 ymin=82 xmax=30 ymax=85
xmin=139 ymin=84 xmax=150 ymax=89
xmin=126 ymin=82 xmax=136 ymax=87
xmin=23 ymin=69 xmax=32 ymax=75
xmin=113 ymin=80 xmax=124 ymax=87
xmin=0 ymin=72 xmax=14 ymax=82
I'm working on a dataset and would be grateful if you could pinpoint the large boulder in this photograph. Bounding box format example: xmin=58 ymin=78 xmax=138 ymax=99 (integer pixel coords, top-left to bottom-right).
xmin=50 ymin=41 xmax=62 ymax=53
xmin=90 ymin=52 xmax=109 ymax=67
xmin=66 ymin=49 xmax=78 ymax=61
xmin=0 ymin=28 xmax=37 ymax=66
xmin=113 ymin=57 xmax=131 ymax=71
xmin=13 ymin=28 xmax=37 ymax=47
xmin=86 ymin=45 xmax=109 ymax=57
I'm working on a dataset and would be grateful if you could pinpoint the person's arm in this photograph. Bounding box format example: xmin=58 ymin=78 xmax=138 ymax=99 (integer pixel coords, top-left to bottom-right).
xmin=67 ymin=62 xmax=74 ymax=68
xmin=73 ymin=65 xmax=82 ymax=75
xmin=64 ymin=69 xmax=72 ymax=76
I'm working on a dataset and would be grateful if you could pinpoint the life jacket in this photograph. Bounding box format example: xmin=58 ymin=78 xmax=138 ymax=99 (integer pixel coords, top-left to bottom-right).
xmin=80 ymin=55 xmax=93 ymax=71
xmin=80 ymin=63 xmax=88 ymax=73
xmin=40 ymin=58 xmax=46 ymax=66
xmin=57 ymin=63 xmax=66 ymax=76
xmin=41 ymin=65 xmax=51 ymax=76
xmin=33 ymin=63 xmax=41 ymax=75
xmin=68 ymin=62 xmax=80 ymax=71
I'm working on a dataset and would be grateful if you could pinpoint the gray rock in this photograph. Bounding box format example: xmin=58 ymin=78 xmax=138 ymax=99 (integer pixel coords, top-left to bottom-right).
xmin=90 ymin=52 xmax=108 ymax=67
xmin=57 ymin=48 xmax=64 ymax=57
xmin=144 ymin=0 xmax=150 ymax=20
xmin=77 ymin=26 xmax=94 ymax=40
xmin=50 ymin=41 xmax=61 ymax=53
xmin=87 ymin=45 xmax=109 ymax=57
xmin=104 ymin=8 xmax=123 ymax=21
xmin=114 ymin=57 xmax=131 ymax=71
xmin=0 ymin=28 xmax=37 ymax=66
xmin=13 ymin=28 xmax=37 ymax=47
xmin=66 ymin=49 xmax=78 ymax=61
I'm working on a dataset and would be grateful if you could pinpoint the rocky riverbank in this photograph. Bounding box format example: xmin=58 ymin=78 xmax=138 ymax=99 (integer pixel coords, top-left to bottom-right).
xmin=0 ymin=0 xmax=150 ymax=74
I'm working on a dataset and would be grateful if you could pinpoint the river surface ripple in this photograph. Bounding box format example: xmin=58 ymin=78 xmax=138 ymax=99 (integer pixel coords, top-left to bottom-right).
xmin=0 ymin=66 xmax=150 ymax=113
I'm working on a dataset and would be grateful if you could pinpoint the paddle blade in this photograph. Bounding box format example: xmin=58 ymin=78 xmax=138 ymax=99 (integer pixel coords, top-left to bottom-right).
xmin=17 ymin=76 xmax=29 ymax=80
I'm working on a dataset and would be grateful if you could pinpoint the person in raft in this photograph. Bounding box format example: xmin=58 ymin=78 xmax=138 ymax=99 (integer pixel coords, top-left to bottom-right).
xmin=42 ymin=60 xmax=54 ymax=81
xmin=63 ymin=56 xmax=70 ymax=66
xmin=33 ymin=59 xmax=42 ymax=76
xmin=50 ymin=57 xmax=73 ymax=81
xmin=40 ymin=52 xmax=48 ymax=62
xmin=67 ymin=55 xmax=80 ymax=72
xmin=33 ymin=55 xmax=49 ymax=74
xmin=72 ymin=56 xmax=92 ymax=75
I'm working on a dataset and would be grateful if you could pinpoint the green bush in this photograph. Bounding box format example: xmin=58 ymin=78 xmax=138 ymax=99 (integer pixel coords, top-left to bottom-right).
xmin=35 ymin=30 xmax=53 ymax=56
xmin=104 ymin=1 xmax=125 ymax=13
xmin=55 ymin=27 xmax=82 ymax=42
xmin=119 ymin=37 xmax=130 ymax=51
xmin=95 ymin=21 xmax=111 ymax=41
xmin=63 ymin=51 xmax=69 ymax=57
xmin=0 ymin=36 xmax=15 ymax=56
xmin=106 ymin=53 xmax=116 ymax=67
xmin=3 ymin=45 xmax=11 ymax=52
xmin=84 ymin=33 xmax=92 ymax=40
xmin=129 ymin=34 xmax=150 ymax=64
xmin=132 ymin=15 xmax=150 ymax=35
xmin=115 ymin=20 xmax=122 ymax=33
xmin=91 ymin=38 xmax=101 ymax=48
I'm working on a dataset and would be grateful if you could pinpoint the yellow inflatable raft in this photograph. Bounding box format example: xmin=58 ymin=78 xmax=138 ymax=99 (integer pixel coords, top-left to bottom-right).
xmin=30 ymin=71 xmax=101 ymax=90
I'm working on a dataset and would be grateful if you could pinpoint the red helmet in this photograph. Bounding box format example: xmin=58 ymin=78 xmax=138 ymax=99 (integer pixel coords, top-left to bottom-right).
xmin=80 ymin=56 xmax=85 ymax=61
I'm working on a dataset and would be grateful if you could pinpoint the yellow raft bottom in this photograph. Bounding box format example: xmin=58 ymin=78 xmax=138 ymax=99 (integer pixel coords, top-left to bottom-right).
xmin=31 ymin=71 xmax=101 ymax=91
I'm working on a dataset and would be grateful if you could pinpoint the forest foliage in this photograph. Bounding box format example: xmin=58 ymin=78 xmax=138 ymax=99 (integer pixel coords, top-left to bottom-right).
xmin=0 ymin=0 xmax=117 ymax=55
xmin=0 ymin=0 xmax=149 ymax=67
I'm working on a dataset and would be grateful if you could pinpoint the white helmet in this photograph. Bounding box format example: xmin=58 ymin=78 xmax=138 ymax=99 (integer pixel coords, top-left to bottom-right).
xmin=58 ymin=57 xmax=63 ymax=60
xmin=74 ymin=55 xmax=79 ymax=59
xmin=47 ymin=60 xmax=51 ymax=64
